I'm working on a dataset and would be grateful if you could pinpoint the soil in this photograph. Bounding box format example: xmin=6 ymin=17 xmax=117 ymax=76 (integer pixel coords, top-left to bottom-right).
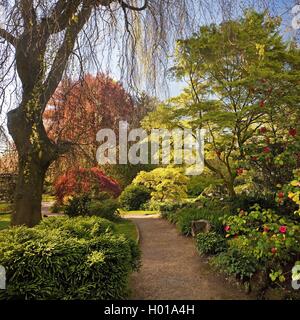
xmin=129 ymin=216 xmax=253 ymax=300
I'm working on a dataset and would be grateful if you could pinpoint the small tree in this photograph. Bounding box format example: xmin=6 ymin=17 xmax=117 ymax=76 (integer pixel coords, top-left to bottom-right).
xmin=133 ymin=167 xmax=189 ymax=203
xmin=54 ymin=167 xmax=121 ymax=204
xmin=144 ymin=11 xmax=300 ymax=197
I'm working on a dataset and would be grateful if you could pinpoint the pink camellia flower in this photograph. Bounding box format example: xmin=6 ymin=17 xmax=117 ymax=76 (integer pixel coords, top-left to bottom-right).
xmin=279 ymin=226 xmax=287 ymax=234
xmin=224 ymin=225 xmax=231 ymax=232
xmin=289 ymin=128 xmax=297 ymax=137
xmin=263 ymin=146 xmax=271 ymax=153
xmin=271 ymin=247 xmax=277 ymax=254
xmin=259 ymin=127 xmax=267 ymax=134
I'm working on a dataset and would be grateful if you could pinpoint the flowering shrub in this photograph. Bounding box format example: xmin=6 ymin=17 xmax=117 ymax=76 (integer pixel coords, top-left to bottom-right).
xmin=286 ymin=169 xmax=300 ymax=216
xmin=54 ymin=167 xmax=121 ymax=203
xmin=222 ymin=205 xmax=300 ymax=282
xmin=244 ymin=125 xmax=300 ymax=193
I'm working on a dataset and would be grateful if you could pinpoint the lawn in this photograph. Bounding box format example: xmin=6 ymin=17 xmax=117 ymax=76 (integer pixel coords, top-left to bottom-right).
xmin=115 ymin=219 xmax=138 ymax=242
xmin=42 ymin=194 xmax=56 ymax=202
xmin=120 ymin=210 xmax=159 ymax=216
xmin=0 ymin=213 xmax=11 ymax=230
xmin=0 ymin=202 xmax=12 ymax=214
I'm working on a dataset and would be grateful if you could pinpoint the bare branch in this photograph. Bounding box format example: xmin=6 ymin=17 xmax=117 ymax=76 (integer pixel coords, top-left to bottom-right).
xmin=0 ymin=28 xmax=17 ymax=46
xmin=41 ymin=5 xmax=93 ymax=107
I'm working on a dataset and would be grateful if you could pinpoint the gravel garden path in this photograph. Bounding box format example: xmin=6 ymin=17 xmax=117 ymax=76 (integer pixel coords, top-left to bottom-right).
xmin=129 ymin=216 xmax=252 ymax=300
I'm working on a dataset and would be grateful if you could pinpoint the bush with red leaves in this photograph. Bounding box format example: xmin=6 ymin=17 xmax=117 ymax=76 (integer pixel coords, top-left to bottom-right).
xmin=54 ymin=167 xmax=121 ymax=203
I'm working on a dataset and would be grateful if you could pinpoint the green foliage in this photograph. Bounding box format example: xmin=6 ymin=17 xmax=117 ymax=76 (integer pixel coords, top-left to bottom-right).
xmin=0 ymin=216 xmax=140 ymax=300
xmin=88 ymin=199 xmax=120 ymax=221
xmin=119 ymin=185 xmax=151 ymax=210
xmin=211 ymin=241 xmax=258 ymax=280
xmin=226 ymin=194 xmax=276 ymax=215
xmin=196 ymin=232 xmax=227 ymax=255
xmin=64 ymin=194 xmax=91 ymax=217
xmin=133 ymin=167 xmax=189 ymax=203
xmin=187 ymin=174 xmax=223 ymax=197
xmin=176 ymin=205 xmax=227 ymax=236
xmin=144 ymin=11 xmax=300 ymax=198
xmin=222 ymin=205 xmax=300 ymax=282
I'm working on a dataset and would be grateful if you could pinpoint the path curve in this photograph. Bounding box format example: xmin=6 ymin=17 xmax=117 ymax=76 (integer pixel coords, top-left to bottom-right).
xmin=129 ymin=216 xmax=252 ymax=300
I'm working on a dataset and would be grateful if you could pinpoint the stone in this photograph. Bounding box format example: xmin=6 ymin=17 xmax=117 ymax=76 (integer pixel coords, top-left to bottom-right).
xmin=191 ymin=219 xmax=211 ymax=237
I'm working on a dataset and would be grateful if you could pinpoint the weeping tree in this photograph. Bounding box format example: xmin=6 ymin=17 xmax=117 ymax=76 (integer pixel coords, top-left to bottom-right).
xmin=0 ymin=0 xmax=286 ymax=226
xmin=0 ymin=0 xmax=200 ymax=227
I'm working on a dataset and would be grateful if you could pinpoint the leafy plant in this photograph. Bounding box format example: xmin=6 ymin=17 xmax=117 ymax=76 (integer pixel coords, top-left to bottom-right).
xmin=211 ymin=245 xmax=258 ymax=280
xmin=0 ymin=216 xmax=140 ymax=300
xmin=64 ymin=195 xmax=91 ymax=217
xmin=88 ymin=199 xmax=120 ymax=221
xmin=196 ymin=232 xmax=227 ymax=255
xmin=119 ymin=185 xmax=151 ymax=210
xmin=54 ymin=167 xmax=121 ymax=204
xmin=176 ymin=205 xmax=227 ymax=236
xmin=222 ymin=205 xmax=300 ymax=283
xmin=133 ymin=167 xmax=189 ymax=203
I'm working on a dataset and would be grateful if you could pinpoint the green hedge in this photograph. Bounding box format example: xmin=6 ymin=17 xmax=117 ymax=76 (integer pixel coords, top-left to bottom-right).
xmin=0 ymin=216 xmax=140 ymax=300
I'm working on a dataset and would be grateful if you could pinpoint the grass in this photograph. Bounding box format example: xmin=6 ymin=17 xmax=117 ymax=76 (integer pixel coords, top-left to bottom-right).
xmin=120 ymin=210 xmax=159 ymax=216
xmin=42 ymin=194 xmax=56 ymax=202
xmin=0 ymin=213 xmax=11 ymax=230
xmin=115 ymin=219 xmax=138 ymax=242
xmin=0 ymin=202 xmax=13 ymax=214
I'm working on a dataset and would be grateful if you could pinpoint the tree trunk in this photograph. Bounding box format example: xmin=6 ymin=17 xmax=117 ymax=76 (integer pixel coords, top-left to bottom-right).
xmin=7 ymin=106 xmax=60 ymax=227
xmin=12 ymin=156 xmax=48 ymax=227
xmin=226 ymin=180 xmax=236 ymax=199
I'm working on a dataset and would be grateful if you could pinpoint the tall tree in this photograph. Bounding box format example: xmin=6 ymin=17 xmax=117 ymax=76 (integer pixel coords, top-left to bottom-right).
xmin=44 ymin=73 xmax=135 ymax=170
xmin=0 ymin=0 xmax=198 ymax=226
xmin=143 ymin=11 xmax=300 ymax=197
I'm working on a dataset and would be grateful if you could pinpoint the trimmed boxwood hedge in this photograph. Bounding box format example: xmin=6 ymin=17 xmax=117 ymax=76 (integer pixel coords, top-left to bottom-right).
xmin=0 ymin=216 xmax=140 ymax=300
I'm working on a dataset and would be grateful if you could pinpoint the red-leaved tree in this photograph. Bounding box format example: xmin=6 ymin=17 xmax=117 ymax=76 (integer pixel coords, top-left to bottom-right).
xmin=54 ymin=167 xmax=121 ymax=203
xmin=44 ymin=73 xmax=135 ymax=170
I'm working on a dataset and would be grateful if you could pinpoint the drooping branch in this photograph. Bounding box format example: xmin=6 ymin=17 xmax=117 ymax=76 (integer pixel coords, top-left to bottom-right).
xmin=120 ymin=0 xmax=148 ymax=11
xmin=0 ymin=28 xmax=17 ymax=46
xmin=41 ymin=5 xmax=93 ymax=108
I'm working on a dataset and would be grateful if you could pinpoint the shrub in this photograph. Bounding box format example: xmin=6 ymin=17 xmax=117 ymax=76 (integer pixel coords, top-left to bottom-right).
xmin=0 ymin=216 xmax=140 ymax=300
xmin=50 ymin=201 xmax=64 ymax=213
xmin=64 ymin=195 xmax=91 ymax=217
xmin=176 ymin=206 xmax=227 ymax=236
xmin=226 ymin=194 xmax=276 ymax=215
xmin=187 ymin=174 xmax=222 ymax=197
xmin=88 ymin=199 xmax=120 ymax=221
xmin=37 ymin=216 xmax=116 ymax=238
xmin=222 ymin=205 xmax=300 ymax=283
xmin=54 ymin=167 xmax=121 ymax=203
xmin=133 ymin=167 xmax=189 ymax=203
xmin=210 ymin=244 xmax=258 ymax=280
xmin=119 ymin=185 xmax=151 ymax=210
xmin=196 ymin=232 xmax=227 ymax=255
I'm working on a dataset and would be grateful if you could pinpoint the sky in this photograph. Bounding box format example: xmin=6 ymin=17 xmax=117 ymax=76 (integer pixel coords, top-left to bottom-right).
xmin=0 ymin=0 xmax=299 ymax=152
